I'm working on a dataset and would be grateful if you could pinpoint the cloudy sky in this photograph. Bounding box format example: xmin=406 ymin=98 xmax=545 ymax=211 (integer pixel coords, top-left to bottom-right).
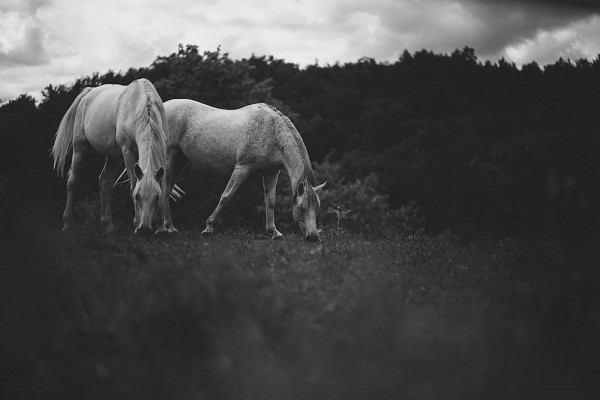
xmin=1 ymin=0 xmax=600 ymax=101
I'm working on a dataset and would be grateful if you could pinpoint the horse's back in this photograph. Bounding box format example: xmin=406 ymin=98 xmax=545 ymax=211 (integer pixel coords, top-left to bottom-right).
xmin=166 ymin=100 xmax=283 ymax=176
xmin=166 ymin=99 xmax=257 ymax=141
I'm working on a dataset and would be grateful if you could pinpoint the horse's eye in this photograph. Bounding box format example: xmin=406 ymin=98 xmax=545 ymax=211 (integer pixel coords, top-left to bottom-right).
xmin=135 ymin=194 xmax=140 ymax=202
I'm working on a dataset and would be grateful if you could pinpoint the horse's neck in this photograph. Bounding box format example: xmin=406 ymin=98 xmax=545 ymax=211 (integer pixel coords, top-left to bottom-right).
xmin=279 ymin=140 xmax=310 ymax=193
xmin=136 ymin=136 xmax=162 ymax=172
xmin=128 ymin=80 xmax=165 ymax=173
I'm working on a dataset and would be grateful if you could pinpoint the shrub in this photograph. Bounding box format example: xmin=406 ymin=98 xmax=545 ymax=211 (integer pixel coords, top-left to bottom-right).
xmin=264 ymin=156 xmax=425 ymax=236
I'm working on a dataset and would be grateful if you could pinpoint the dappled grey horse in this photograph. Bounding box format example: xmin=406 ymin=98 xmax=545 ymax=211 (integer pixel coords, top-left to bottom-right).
xmin=51 ymin=78 xmax=175 ymax=234
xmin=162 ymin=99 xmax=326 ymax=241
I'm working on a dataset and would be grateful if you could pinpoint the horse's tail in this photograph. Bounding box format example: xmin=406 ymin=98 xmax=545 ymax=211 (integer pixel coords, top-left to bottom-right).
xmin=51 ymin=87 xmax=93 ymax=177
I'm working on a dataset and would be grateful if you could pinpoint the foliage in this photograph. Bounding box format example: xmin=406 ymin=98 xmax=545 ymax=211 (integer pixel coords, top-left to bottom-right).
xmin=2 ymin=45 xmax=600 ymax=236
xmin=151 ymin=45 xmax=282 ymax=109
xmin=254 ymin=155 xmax=424 ymax=236
xmin=313 ymin=157 xmax=422 ymax=234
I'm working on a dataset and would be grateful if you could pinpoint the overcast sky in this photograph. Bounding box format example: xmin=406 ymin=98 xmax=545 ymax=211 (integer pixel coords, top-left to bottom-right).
xmin=1 ymin=0 xmax=600 ymax=101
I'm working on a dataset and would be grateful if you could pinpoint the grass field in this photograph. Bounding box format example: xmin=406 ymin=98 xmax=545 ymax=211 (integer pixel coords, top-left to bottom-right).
xmin=3 ymin=216 xmax=600 ymax=400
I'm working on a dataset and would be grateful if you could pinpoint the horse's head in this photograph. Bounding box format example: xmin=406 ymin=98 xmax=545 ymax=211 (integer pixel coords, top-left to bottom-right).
xmin=132 ymin=163 xmax=164 ymax=235
xmin=293 ymin=180 xmax=326 ymax=242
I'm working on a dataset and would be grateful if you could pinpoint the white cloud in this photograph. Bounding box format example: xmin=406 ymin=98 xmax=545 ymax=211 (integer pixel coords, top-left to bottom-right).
xmin=0 ymin=1 xmax=48 ymax=67
xmin=0 ymin=0 xmax=599 ymax=101
xmin=504 ymin=15 xmax=600 ymax=64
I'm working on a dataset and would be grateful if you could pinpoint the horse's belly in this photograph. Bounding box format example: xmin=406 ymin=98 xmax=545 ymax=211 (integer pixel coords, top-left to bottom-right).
xmin=85 ymin=121 xmax=121 ymax=158
xmin=180 ymin=137 xmax=236 ymax=177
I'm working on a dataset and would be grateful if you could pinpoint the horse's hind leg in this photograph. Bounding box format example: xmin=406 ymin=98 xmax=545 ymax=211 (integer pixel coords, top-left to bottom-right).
xmin=99 ymin=157 xmax=122 ymax=233
xmin=262 ymin=169 xmax=283 ymax=240
xmin=62 ymin=139 xmax=90 ymax=231
xmin=202 ymin=164 xmax=252 ymax=235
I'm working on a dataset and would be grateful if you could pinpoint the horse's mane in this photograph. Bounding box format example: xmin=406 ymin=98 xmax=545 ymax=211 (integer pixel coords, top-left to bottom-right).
xmin=133 ymin=79 xmax=166 ymax=166
xmin=265 ymin=104 xmax=315 ymax=187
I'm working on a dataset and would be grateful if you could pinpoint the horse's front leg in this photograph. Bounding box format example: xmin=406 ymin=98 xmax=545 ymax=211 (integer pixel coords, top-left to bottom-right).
xmin=154 ymin=183 xmax=177 ymax=234
xmin=262 ymin=169 xmax=283 ymax=240
xmin=121 ymin=145 xmax=138 ymax=226
xmin=202 ymin=165 xmax=252 ymax=235
xmin=99 ymin=157 xmax=122 ymax=233
xmin=156 ymin=145 xmax=187 ymax=234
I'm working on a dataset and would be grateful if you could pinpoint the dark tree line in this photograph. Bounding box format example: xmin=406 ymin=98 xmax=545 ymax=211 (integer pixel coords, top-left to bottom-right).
xmin=2 ymin=44 xmax=599 ymax=237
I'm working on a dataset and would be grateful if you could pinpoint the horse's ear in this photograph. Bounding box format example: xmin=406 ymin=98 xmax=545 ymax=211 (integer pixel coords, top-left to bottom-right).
xmin=297 ymin=182 xmax=305 ymax=196
xmin=313 ymin=182 xmax=326 ymax=194
xmin=155 ymin=167 xmax=164 ymax=181
xmin=134 ymin=164 xmax=144 ymax=180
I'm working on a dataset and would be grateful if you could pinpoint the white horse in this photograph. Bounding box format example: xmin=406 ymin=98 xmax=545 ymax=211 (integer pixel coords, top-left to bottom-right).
xmin=162 ymin=99 xmax=326 ymax=241
xmin=51 ymin=78 xmax=175 ymax=235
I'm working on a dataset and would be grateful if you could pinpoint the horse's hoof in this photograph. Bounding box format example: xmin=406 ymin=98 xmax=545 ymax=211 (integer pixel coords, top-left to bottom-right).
xmin=201 ymin=228 xmax=213 ymax=236
xmin=271 ymin=232 xmax=284 ymax=240
xmin=155 ymin=227 xmax=168 ymax=235
xmin=155 ymin=226 xmax=178 ymax=235
xmin=105 ymin=224 xmax=117 ymax=234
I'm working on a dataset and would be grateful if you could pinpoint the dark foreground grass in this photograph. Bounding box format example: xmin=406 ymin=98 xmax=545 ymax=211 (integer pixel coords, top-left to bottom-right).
xmin=3 ymin=220 xmax=600 ymax=400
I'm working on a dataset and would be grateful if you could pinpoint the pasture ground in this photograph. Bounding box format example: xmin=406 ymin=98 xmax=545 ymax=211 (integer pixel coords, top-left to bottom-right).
xmin=3 ymin=217 xmax=600 ymax=400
